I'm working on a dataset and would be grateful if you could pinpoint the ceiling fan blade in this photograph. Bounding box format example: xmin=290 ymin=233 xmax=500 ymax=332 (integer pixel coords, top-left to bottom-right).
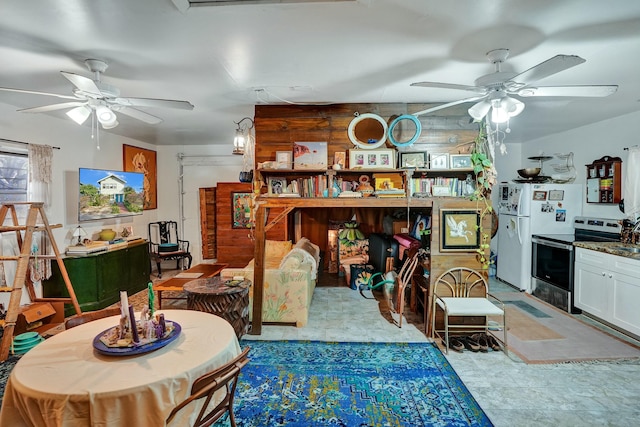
xmin=61 ymin=71 xmax=102 ymax=96
xmin=508 ymin=55 xmax=586 ymax=88
xmin=0 ymin=86 xmax=79 ymax=100
xmin=114 ymin=97 xmax=194 ymax=110
xmin=517 ymin=85 xmax=618 ymax=97
xmin=412 ymin=95 xmax=487 ymax=116
xmin=117 ymin=106 xmax=163 ymax=124
xmin=18 ymin=101 xmax=87 ymax=113
xmin=411 ymin=81 xmax=487 ymax=94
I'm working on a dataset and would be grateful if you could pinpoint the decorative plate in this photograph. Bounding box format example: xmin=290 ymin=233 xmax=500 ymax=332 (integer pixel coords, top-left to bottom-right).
xmin=92 ymin=321 xmax=181 ymax=356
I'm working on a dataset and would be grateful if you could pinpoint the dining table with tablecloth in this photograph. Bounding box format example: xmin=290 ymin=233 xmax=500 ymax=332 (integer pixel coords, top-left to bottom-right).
xmin=0 ymin=309 xmax=241 ymax=426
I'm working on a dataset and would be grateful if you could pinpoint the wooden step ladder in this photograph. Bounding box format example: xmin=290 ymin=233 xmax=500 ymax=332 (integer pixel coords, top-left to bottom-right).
xmin=0 ymin=202 xmax=81 ymax=361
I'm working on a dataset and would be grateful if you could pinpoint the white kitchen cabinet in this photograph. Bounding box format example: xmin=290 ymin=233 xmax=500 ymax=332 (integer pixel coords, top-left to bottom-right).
xmin=575 ymin=247 xmax=640 ymax=337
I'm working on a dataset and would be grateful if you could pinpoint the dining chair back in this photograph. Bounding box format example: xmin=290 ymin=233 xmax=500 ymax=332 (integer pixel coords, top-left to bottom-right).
xmin=148 ymin=220 xmax=192 ymax=278
xmin=166 ymin=347 xmax=250 ymax=427
xmin=64 ymin=307 xmax=122 ymax=330
xmin=431 ymin=267 xmax=506 ymax=354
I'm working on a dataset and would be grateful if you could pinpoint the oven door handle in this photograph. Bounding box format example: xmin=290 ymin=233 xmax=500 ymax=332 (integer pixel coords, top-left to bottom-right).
xmin=532 ymin=236 xmax=574 ymax=251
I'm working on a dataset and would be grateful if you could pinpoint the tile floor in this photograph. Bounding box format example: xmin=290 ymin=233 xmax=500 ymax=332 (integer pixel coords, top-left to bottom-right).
xmin=243 ymin=278 xmax=640 ymax=426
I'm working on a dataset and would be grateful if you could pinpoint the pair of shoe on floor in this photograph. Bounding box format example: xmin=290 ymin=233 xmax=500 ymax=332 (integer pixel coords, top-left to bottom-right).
xmin=447 ymin=333 xmax=500 ymax=353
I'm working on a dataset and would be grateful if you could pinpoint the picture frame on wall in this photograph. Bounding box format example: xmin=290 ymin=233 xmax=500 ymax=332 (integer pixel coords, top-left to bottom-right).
xmin=430 ymin=153 xmax=449 ymax=170
xmin=450 ymin=154 xmax=472 ymax=169
xmin=440 ymin=209 xmax=480 ymax=251
xmin=349 ymin=149 xmax=395 ymax=170
xmin=399 ymin=151 xmax=427 ymax=168
xmin=293 ymin=142 xmax=328 ymax=170
xmin=232 ymin=192 xmax=252 ymax=229
xmin=123 ymin=144 xmax=157 ymax=210
xmin=275 ymin=151 xmax=292 ymax=169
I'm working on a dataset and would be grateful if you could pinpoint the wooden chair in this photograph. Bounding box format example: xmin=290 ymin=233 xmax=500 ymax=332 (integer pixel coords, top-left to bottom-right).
xmin=362 ymin=249 xmax=420 ymax=328
xmin=148 ymin=220 xmax=192 ymax=278
xmin=431 ymin=267 xmax=507 ymax=354
xmin=64 ymin=307 xmax=122 ymax=330
xmin=166 ymin=347 xmax=250 ymax=427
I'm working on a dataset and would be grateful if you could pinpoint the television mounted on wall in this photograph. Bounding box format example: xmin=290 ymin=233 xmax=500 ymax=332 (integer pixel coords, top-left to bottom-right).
xmin=79 ymin=168 xmax=145 ymax=221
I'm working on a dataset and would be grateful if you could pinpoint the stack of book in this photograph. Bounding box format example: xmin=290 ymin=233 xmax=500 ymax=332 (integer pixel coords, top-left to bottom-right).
xmin=66 ymin=242 xmax=109 ymax=255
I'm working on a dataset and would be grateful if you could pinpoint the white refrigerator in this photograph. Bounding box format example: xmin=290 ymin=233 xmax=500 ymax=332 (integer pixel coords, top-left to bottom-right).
xmin=496 ymin=182 xmax=583 ymax=292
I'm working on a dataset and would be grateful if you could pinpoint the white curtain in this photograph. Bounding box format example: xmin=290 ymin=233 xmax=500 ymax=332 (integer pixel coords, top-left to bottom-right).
xmin=624 ymin=146 xmax=640 ymax=220
xmin=27 ymin=143 xmax=53 ymax=207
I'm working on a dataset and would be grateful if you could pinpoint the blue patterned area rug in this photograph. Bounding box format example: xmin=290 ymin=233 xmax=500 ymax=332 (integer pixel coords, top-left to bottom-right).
xmin=232 ymin=340 xmax=492 ymax=427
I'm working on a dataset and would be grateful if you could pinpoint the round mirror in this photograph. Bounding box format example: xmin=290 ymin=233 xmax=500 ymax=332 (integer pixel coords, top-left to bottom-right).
xmin=347 ymin=113 xmax=388 ymax=149
xmin=388 ymin=114 xmax=422 ymax=147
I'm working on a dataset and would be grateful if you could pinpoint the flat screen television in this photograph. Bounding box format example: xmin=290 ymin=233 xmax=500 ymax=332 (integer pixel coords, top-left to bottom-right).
xmin=79 ymin=168 xmax=145 ymax=221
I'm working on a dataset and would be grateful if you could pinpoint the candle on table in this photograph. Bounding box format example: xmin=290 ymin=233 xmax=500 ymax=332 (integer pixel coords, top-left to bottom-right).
xmin=147 ymin=282 xmax=155 ymax=318
xmin=119 ymin=291 xmax=130 ymax=322
xmin=128 ymin=304 xmax=140 ymax=343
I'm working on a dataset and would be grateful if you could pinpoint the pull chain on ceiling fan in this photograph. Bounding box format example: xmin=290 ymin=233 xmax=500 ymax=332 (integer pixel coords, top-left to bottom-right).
xmin=410 ymin=48 xmax=618 ymax=123
xmin=0 ymin=58 xmax=194 ymax=130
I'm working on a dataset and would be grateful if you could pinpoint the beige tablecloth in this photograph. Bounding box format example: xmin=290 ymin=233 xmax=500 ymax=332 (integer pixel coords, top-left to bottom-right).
xmin=0 ymin=309 xmax=241 ymax=426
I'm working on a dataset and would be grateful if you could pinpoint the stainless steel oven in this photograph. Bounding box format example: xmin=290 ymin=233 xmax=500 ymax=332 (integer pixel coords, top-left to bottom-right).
xmin=531 ymin=217 xmax=622 ymax=313
xmin=532 ymin=236 xmax=576 ymax=312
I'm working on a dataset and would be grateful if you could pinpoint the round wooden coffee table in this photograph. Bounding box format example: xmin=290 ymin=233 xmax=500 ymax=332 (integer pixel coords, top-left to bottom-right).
xmin=183 ymin=277 xmax=250 ymax=338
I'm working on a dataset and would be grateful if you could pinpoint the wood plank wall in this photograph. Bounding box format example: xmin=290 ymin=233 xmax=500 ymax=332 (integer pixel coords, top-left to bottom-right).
xmin=199 ymin=187 xmax=216 ymax=259
xmin=254 ymin=103 xmax=479 ymax=167
xmin=215 ymin=182 xmax=287 ymax=267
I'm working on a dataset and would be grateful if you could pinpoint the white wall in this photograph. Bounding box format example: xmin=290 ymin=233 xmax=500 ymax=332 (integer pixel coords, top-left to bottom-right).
xmin=156 ymin=145 xmax=243 ymax=265
xmin=495 ymin=110 xmax=640 ymax=221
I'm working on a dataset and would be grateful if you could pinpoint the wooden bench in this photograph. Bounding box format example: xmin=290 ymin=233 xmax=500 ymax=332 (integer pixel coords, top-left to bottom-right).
xmin=153 ymin=263 xmax=227 ymax=308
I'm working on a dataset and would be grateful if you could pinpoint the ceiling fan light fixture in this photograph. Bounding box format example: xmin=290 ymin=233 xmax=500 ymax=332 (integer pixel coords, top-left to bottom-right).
xmin=101 ymin=119 xmax=119 ymax=130
xmin=468 ymin=100 xmax=492 ymax=120
xmin=66 ymin=105 xmax=92 ymax=125
xmin=502 ymin=95 xmax=525 ymax=116
xmin=96 ymin=105 xmax=117 ymax=125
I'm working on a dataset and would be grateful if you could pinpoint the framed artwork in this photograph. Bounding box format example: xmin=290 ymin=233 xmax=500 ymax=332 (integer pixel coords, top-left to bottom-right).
xmin=440 ymin=209 xmax=480 ymax=252
xmin=450 ymin=154 xmax=472 ymax=169
xmin=293 ymin=142 xmax=328 ymax=170
xmin=430 ymin=153 xmax=449 ymax=170
xmin=232 ymin=192 xmax=252 ymax=229
xmin=349 ymin=149 xmax=395 ymax=169
xmin=548 ymin=190 xmax=564 ymax=201
xmin=334 ymin=151 xmax=346 ymax=168
xmin=533 ymin=190 xmax=547 ymax=201
xmin=123 ymin=144 xmax=157 ymax=210
xmin=267 ymin=176 xmax=287 ymax=195
xmin=399 ymin=151 xmax=427 ymax=168
xmin=275 ymin=151 xmax=292 ymax=169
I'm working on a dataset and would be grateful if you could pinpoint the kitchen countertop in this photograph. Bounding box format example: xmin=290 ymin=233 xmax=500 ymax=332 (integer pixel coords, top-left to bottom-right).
xmin=574 ymin=241 xmax=640 ymax=259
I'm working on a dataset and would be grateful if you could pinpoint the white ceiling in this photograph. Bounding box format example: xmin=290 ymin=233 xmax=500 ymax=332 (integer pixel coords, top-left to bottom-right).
xmin=1 ymin=0 xmax=639 ymax=146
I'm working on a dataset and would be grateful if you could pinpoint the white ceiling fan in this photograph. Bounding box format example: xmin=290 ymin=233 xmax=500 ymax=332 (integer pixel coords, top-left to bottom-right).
xmin=0 ymin=59 xmax=194 ymax=129
xmin=410 ymin=49 xmax=618 ymax=122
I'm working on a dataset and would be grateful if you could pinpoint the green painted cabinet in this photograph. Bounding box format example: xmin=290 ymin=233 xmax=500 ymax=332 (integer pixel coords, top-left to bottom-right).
xmin=43 ymin=241 xmax=151 ymax=316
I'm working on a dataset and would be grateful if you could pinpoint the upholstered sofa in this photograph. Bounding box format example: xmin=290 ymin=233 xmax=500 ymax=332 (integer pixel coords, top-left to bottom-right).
xmin=220 ymin=237 xmax=320 ymax=327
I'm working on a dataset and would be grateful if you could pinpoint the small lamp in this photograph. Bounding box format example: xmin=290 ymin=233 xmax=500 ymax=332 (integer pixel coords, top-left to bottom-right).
xmin=73 ymin=225 xmax=87 ymax=246
xmin=233 ymin=117 xmax=254 ymax=155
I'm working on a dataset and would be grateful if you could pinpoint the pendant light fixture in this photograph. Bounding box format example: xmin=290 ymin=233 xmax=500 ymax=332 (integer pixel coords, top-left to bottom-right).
xmin=233 ymin=117 xmax=254 ymax=155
